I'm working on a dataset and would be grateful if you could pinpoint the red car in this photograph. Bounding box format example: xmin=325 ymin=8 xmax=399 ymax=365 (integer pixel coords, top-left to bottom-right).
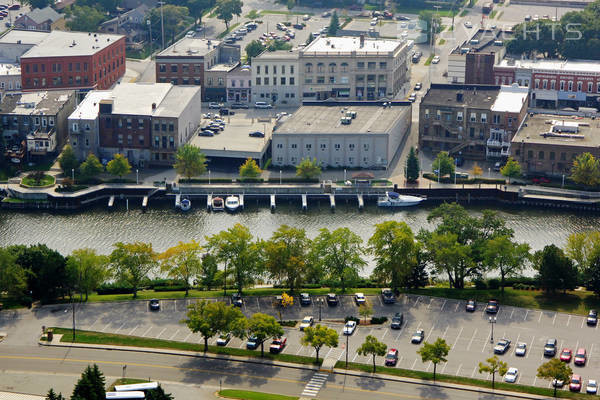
xmin=574 ymin=348 xmax=587 ymax=366
xmin=570 ymin=375 xmax=582 ymax=392
xmin=269 ymin=337 xmax=287 ymax=354
xmin=385 ymin=349 xmax=399 ymax=366
xmin=560 ymin=348 xmax=572 ymax=362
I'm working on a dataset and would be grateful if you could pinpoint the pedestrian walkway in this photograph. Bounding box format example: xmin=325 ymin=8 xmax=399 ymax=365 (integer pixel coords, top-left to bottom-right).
xmin=300 ymin=372 xmax=328 ymax=397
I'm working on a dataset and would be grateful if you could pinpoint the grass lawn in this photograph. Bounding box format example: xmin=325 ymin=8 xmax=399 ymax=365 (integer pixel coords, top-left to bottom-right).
xmin=219 ymin=390 xmax=298 ymax=400
xmin=21 ymin=174 xmax=55 ymax=187
xmin=260 ymin=10 xmax=312 ymax=16
xmin=424 ymin=54 xmax=434 ymax=66
xmin=107 ymin=378 xmax=149 ymax=391
xmin=496 ymin=11 xmax=504 ymax=19
xmin=338 ymin=362 xmax=590 ymax=399
xmin=489 ymin=10 xmax=498 ymax=18
xmin=439 ymin=38 xmax=446 ymax=45
xmin=52 ymin=327 xmax=321 ymax=366
xmin=218 ymin=23 xmax=240 ymax=39
xmin=245 ymin=9 xmax=260 ymax=19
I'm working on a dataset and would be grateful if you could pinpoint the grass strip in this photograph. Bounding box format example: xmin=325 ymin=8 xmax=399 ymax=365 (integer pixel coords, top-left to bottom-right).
xmin=219 ymin=390 xmax=298 ymax=400
xmin=217 ymin=23 xmax=240 ymax=39
xmin=52 ymin=328 xmax=321 ymax=366
xmin=460 ymin=9 xmax=469 ymax=16
xmin=260 ymin=10 xmax=312 ymax=16
xmin=424 ymin=54 xmax=434 ymax=66
xmin=107 ymin=378 xmax=149 ymax=391
xmin=489 ymin=10 xmax=498 ymax=19
xmin=439 ymin=38 xmax=446 ymax=45
xmin=337 ymin=362 xmax=590 ymax=399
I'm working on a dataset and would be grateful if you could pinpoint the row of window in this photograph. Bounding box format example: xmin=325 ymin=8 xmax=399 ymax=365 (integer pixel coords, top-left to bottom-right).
xmin=534 ymin=79 xmax=600 ymax=93
xmin=255 ymin=77 xmax=295 ymax=86
xmin=24 ymin=56 xmax=123 ymax=75
xmin=518 ymin=149 xmax=577 ymax=161
xmin=159 ymin=77 xmax=202 ymax=85
xmin=275 ymin=156 xmax=372 ymax=164
xmin=229 ymin=79 xmax=251 ymax=88
xmin=0 ymin=80 xmax=20 ymax=90
xmin=3 ymin=115 xmax=54 ymax=126
xmin=275 ymin=143 xmax=370 ymax=151
xmin=159 ymin=64 xmax=203 ymax=74
xmin=255 ymin=64 xmax=295 ymax=75
xmin=424 ymin=109 xmax=513 ymax=125
xmin=257 ymin=92 xmax=295 ymax=99
xmin=304 ymin=61 xmax=387 ymax=74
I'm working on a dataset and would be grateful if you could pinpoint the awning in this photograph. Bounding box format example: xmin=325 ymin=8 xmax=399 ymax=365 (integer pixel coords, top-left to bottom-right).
xmin=352 ymin=171 xmax=375 ymax=179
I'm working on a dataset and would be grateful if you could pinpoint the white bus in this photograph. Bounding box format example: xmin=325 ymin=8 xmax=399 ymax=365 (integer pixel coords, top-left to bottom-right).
xmin=106 ymin=392 xmax=145 ymax=399
xmin=115 ymin=382 xmax=158 ymax=392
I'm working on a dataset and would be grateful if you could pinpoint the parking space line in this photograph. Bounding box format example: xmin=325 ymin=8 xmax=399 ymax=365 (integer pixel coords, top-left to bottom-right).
xmin=467 ymin=329 xmax=477 ymax=351
xmin=456 ymin=364 xmax=462 ymax=376
xmin=575 ymin=340 xmax=579 ymax=352
xmin=425 ymin=325 xmax=435 ymax=342
xmin=142 ymin=327 xmax=152 ymax=337
xmin=411 ymin=358 xmax=417 ymax=370
xmin=533 ymin=376 xmax=537 ymax=386
xmin=116 ymin=322 xmax=125 ymax=333
xmin=101 ymin=323 xmax=111 ymax=333
xmin=510 ymin=308 xmax=515 ymax=319
xmin=441 ymin=362 xmax=448 ymax=374
xmin=381 ymin=329 xmax=388 ymax=341
xmin=414 ymin=296 xmax=420 ymax=307
xmin=454 ymin=302 xmax=460 ymax=312
xmin=427 ymin=298 xmax=433 ymax=310
xmin=88 ymin=318 xmax=99 ymax=330
xmin=441 ymin=325 xmax=448 ymax=339
xmin=538 ymin=311 xmax=542 ymax=323
xmin=440 ymin=300 xmax=446 ymax=311
xmin=184 ymin=333 xmax=192 ymax=342
xmin=527 ymin=335 xmax=535 ymax=359
xmin=524 ymin=310 xmax=528 ymax=321
xmin=552 ymin=313 xmax=557 ymax=325
xmin=471 ymin=366 xmax=477 ymax=377
xmin=156 ymin=327 xmax=167 ymax=339
xmin=377 ymin=296 xmax=383 ymax=307
xmin=482 ymin=330 xmax=490 ymax=353
xmin=567 ymin=315 xmax=571 ymax=327
xmin=513 ymin=333 xmax=521 ymax=355
xmin=256 ymin=297 xmax=260 ymax=311
xmin=169 ymin=329 xmax=180 ymax=340
xmin=352 ymin=353 xmax=359 ymax=362
xmin=296 ymin=345 xmax=304 ymax=355
xmin=398 ymin=356 xmax=403 ymax=366
xmin=581 ymin=317 xmax=585 ymax=329
xmin=129 ymin=325 xmax=138 ymax=336
xmin=451 ymin=327 xmax=463 ymax=349
xmin=590 ymin=343 xmax=595 ymax=363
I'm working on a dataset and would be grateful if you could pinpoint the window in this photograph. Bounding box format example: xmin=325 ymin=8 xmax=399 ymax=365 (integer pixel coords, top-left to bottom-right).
xmin=329 ymin=63 xmax=336 ymax=73
xmin=481 ymin=113 xmax=487 ymax=123
xmin=218 ymin=77 xmax=224 ymax=86
xmin=264 ymin=77 xmax=269 ymax=85
xmin=306 ymin=143 xmax=311 ymax=149
xmin=126 ymin=118 xmax=132 ymax=129
xmin=357 ymin=62 xmax=364 ymax=69
xmin=551 ymin=80 xmax=555 ymax=90
xmin=291 ymin=144 xmax=297 ymax=149
xmin=264 ymin=66 xmax=268 ymax=74
xmin=281 ymin=65 xmax=285 ymax=74
xmin=469 ymin=127 xmax=475 ymax=137
xmin=170 ymin=64 xmax=177 ymax=73
xmin=542 ymin=80 xmax=547 ymax=89
xmin=470 ymin=112 xmax=476 ymax=122
xmin=117 ymin=134 xmax=123 ymax=144
xmin=290 ymin=65 xmax=294 ymax=74
xmin=560 ymin=152 xmax=566 ymax=161
xmin=127 ymin=135 xmax=133 ymax=145
xmin=597 ymin=83 xmax=600 ymax=93
xmin=317 ymin=63 xmax=324 ymax=73
xmin=256 ymin=66 xmax=261 ymax=74
xmin=334 ymin=144 xmax=341 ymax=150
xmin=305 ymin=63 xmax=312 ymax=73
xmin=568 ymin=81 xmax=573 ymax=91
xmin=154 ymin=122 xmax=159 ymax=131
xmin=169 ymin=122 xmax=174 ymax=132
xmin=534 ymin=79 xmax=539 ymax=89
xmin=436 ymin=110 xmax=441 ymax=120
xmin=363 ymin=144 xmax=369 ymax=151
xmin=256 ymin=77 xmax=261 ymax=85
xmin=539 ymin=151 xmax=544 ymax=160
xmin=320 ymin=143 xmax=326 ymax=150
xmin=276 ymin=143 xmax=283 ymax=149
xmin=290 ymin=77 xmax=295 ymax=85
xmin=508 ymin=117 xmax=513 ymax=126
xmin=329 ymin=76 xmax=335 ymax=84
xmin=281 ymin=77 xmax=286 ymax=85
xmin=341 ymin=63 xmax=348 ymax=73
xmin=367 ymin=62 xmax=376 ymax=70
xmin=317 ymin=76 xmax=325 ymax=84
xmin=577 ymin=81 xmax=582 ymax=92
xmin=154 ymin=136 xmax=160 ymax=147
xmin=72 ymin=123 xmax=78 ymax=132
xmin=349 ymin=143 xmax=355 ymax=150
xmin=550 ymin=151 xmax=555 ymax=160
xmin=493 ymin=114 xmax=500 ymax=124
xmin=528 ymin=150 xmax=533 ymax=158
xmin=379 ymin=62 xmax=387 ymax=69
xmin=589 ymin=82 xmax=593 ymax=92
xmin=560 ymin=81 xmax=565 ymax=91
xmin=457 ymin=111 xmax=463 ymax=121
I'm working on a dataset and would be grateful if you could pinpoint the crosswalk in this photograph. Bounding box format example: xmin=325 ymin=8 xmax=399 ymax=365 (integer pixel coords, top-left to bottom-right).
xmin=301 ymin=372 xmax=328 ymax=397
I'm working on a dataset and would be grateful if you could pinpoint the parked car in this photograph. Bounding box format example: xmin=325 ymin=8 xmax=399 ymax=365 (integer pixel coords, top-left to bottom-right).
xmin=270 ymin=337 xmax=287 ymax=353
xmin=464 ymin=20 xmax=473 ymax=28
xmin=504 ymin=367 xmax=518 ymax=383
xmin=574 ymin=348 xmax=587 ymax=366
xmin=231 ymin=102 xmax=249 ymax=109
xmin=381 ymin=288 xmax=395 ymax=304
xmin=524 ymin=14 xmax=531 ymax=21
xmin=293 ymin=23 xmax=304 ymax=29
xmin=587 ymin=380 xmax=598 ymax=394
xmin=149 ymin=299 xmax=160 ymax=311
xmin=411 ymin=329 xmax=425 ymax=344
xmin=486 ymin=299 xmax=499 ymax=314
xmin=408 ymin=94 xmax=416 ymax=102
xmin=515 ymin=343 xmax=527 ymax=357
xmin=544 ymin=338 xmax=558 ymax=357
xmin=249 ymin=131 xmax=265 ymax=138
xmin=395 ymin=15 xmax=410 ymax=20
xmin=587 ymin=310 xmax=597 ymax=325
xmin=231 ymin=293 xmax=243 ymax=307
xmin=391 ymin=313 xmax=404 ymax=329
xmin=322 ymin=10 xmax=331 ymax=17
xmin=254 ymin=101 xmax=272 ymax=109
xmin=8 ymin=4 xmax=19 ymax=10
xmin=570 ymin=375 xmax=582 ymax=392
xmin=561 ymin=348 xmax=573 ymax=362
xmin=302 ymin=14 xmax=310 ymax=21
xmin=299 ymin=316 xmax=314 ymax=331
xmin=185 ymin=30 xmax=195 ymax=38
xmin=216 ymin=332 xmax=231 ymax=346
xmin=385 ymin=349 xmax=399 ymax=366
xmin=300 ymin=293 xmax=311 ymax=306
xmin=465 ymin=299 xmax=476 ymax=312
xmin=246 ymin=335 xmax=259 ymax=349
xmin=494 ymin=339 xmax=511 ymax=354
xmin=326 ymin=293 xmax=338 ymax=306
xmin=219 ymin=108 xmax=233 ymax=116
xmin=355 ymin=293 xmax=366 ymax=305
xmin=493 ymin=161 xmax=502 ymax=172
xmin=208 ymin=102 xmax=223 ymax=109
xmin=343 ymin=320 xmax=357 ymax=335
xmin=432 ymin=56 xmax=440 ymax=64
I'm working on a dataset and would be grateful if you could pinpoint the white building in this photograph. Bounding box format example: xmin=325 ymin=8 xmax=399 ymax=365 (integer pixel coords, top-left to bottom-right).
xmin=251 ymin=50 xmax=300 ymax=106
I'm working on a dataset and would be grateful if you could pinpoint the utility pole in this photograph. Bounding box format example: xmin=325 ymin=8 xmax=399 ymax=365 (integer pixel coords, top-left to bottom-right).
xmin=159 ymin=1 xmax=165 ymax=50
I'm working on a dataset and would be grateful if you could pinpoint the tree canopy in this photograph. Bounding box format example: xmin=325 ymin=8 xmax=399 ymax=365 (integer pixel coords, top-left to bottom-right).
xmin=537 ymin=358 xmax=573 ymax=397
xmin=405 ymin=147 xmax=420 ymax=183
xmin=182 ymin=300 xmax=246 ymax=351
xmin=534 ymin=244 xmax=578 ymax=293
xmin=106 ymin=154 xmax=131 ymax=179
xmin=245 ymin=40 xmax=266 ymax=60
xmin=66 ymin=248 xmax=108 ymax=301
xmin=478 ymin=356 xmax=508 ymax=389
xmin=357 ymin=335 xmax=387 ymax=372
xmin=79 ymin=153 xmax=103 ymax=181
xmin=417 ymin=338 xmax=450 ymax=381
xmin=239 ymin=158 xmax=262 ymax=178
xmin=500 ymin=157 xmax=522 ymax=183
xmin=432 ymin=151 xmax=454 ymax=177
xmin=570 ymin=152 xmax=600 ymax=187
xmin=264 ymin=225 xmax=310 ymax=293
xmin=296 ymin=158 xmax=321 ymax=180
xmin=109 ymin=242 xmax=157 ymax=298
xmin=328 ymin=11 xmax=340 ymax=36
xmin=247 ymin=313 xmax=284 ymax=356
xmin=215 ymin=0 xmax=243 ymax=29
xmin=174 ymin=144 xmax=207 ymax=180
xmin=58 ymin=145 xmax=79 ymax=176
xmin=158 ymin=240 xmax=203 ymax=295
xmin=301 ymin=324 xmax=339 ymax=363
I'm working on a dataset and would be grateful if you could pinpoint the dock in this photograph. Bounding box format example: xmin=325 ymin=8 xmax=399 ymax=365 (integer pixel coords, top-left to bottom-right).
xmin=301 ymin=194 xmax=307 ymax=211
xmin=108 ymin=196 xmax=114 ymax=207
xmin=270 ymin=194 xmax=276 ymax=212
xmin=357 ymin=194 xmax=364 ymax=211
xmin=239 ymin=194 xmax=245 ymax=210
xmin=142 ymin=196 xmax=148 ymax=211
xmin=329 ymin=194 xmax=336 ymax=212
xmin=207 ymin=194 xmax=212 ymax=211
xmin=175 ymin=194 xmax=181 ymax=209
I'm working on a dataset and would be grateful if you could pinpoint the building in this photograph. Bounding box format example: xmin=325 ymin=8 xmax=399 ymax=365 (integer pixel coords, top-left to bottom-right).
xmin=298 ymin=36 xmax=411 ymax=101
xmin=98 ymin=5 xmax=149 ymax=50
xmin=14 ymin=6 xmax=64 ymax=32
xmin=251 ymin=50 xmax=300 ymax=106
xmin=512 ymin=114 xmax=600 ymax=176
xmin=69 ymin=83 xmax=202 ymax=167
xmin=0 ymin=90 xmax=76 ymax=161
xmin=494 ymin=58 xmax=600 ymax=110
xmin=20 ymin=30 xmax=126 ymax=91
xmin=204 ymin=62 xmax=238 ymax=101
xmin=0 ymin=30 xmax=50 ymax=63
xmin=0 ymin=63 xmax=22 ymax=101
xmin=227 ymin=64 xmax=251 ymax=104
xmin=272 ymin=101 xmax=412 ymax=169
xmin=155 ymin=37 xmax=240 ymax=100
xmin=418 ymin=83 xmax=529 ymax=160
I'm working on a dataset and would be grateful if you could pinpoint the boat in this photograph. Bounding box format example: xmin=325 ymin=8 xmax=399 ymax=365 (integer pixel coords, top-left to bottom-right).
xmin=180 ymin=196 xmax=191 ymax=211
xmin=212 ymin=196 xmax=225 ymax=211
xmin=377 ymin=191 xmax=424 ymax=207
xmin=225 ymin=195 xmax=240 ymax=212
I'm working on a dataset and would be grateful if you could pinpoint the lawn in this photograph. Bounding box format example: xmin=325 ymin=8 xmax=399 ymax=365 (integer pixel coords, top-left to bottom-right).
xmin=439 ymin=38 xmax=446 ymax=45
xmin=20 ymin=174 xmax=55 ymax=187
xmin=245 ymin=9 xmax=260 ymax=19
xmin=260 ymin=10 xmax=312 ymax=16
xmin=219 ymin=390 xmax=298 ymax=400
xmin=489 ymin=10 xmax=498 ymax=19
xmin=424 ymin=54 xmax=434 ymax=66
xmin=460 ymin=9 xmax=469 ymax=16
xmin=218 ymin=23 xmax=240 ymax=39
xmin=496 ymin=11 xmax=504 ymax=19
xmin=107 ymin=378 xmax=149 ymax=391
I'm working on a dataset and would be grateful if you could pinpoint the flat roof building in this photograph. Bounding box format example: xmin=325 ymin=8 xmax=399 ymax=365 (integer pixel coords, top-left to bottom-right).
xmin=251 ymin=50 xmax=300 ymax=107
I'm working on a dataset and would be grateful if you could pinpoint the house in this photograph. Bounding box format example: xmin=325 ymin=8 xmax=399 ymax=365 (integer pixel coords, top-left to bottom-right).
xmin=14 ymin=6 xmax=64 ymax=32
xmin=226 ymin=64 xmax=251 ymax=104
xmin=98 ymin=5 xmax=149 ymax=49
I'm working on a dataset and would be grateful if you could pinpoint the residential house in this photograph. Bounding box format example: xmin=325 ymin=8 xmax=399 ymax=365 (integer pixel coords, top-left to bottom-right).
xmin=14 ymin=6 xmax=64 ymax=32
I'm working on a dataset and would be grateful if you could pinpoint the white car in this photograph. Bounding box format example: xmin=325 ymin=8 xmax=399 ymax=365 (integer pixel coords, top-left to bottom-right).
xmin=464 ymin=21 xmax=472 ymax=28
xmin=504 ymin=367 xmax=518 ymax=383
xmin=343 ymin=320 xmax=357 ymax=335
xmin=254 ymin=101 xmax=272 ymax=109
xmin=515 ymin=342 xmax=527 ymax=356
xmin=587 ymin=380 xmax=598 ymax=394
xmin=299 ymin=316 xmax=314 ymax=331
xmin=185 ymin=30 xmax=195 ymax=38
xmin=355 ymin=293 xmax=366 ymax=305
xmin=431 ymin=56 xmax=440 ymax=64
xmin=216 ymin=332 xmax=231 ymax=346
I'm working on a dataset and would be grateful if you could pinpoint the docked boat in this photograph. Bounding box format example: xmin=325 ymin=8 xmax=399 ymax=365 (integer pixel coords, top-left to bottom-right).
xmin=377 ymin=191 xmax=424 ymax=207
xmin=212 ymin=196 xmax=225 ymax=211
xmin=180 ymin=196 xmax=191 ymax=211
xmin=225 ymin=195 xmax=240 ymax=212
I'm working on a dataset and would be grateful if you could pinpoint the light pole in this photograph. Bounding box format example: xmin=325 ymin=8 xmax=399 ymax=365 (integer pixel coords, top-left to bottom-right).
xmin=279 ymin=170 xmax=282 ymax=185
xmin=71 ymin=168 xmax=74 ymax=181
xmin=318 ymin=298 xmax=323 ymax=322
xmin=146 ymin=19 xmax=152 ymax=52
xmin=208 ymin=169 xmax=211 ymax=184
xmin=562 ymin=174 xmax=565 ymax=188
xmin=345 ymin=331 xmax=349 ymax=368
xmin=489 ymin=316 xmax=496 ymax=343
xmin=437 ymin=157 xmax=441 ymax=183
xmin=136 ymin=169 xmax=139 ymax=185
xmin=158 ymin=1 xmax=165 ymax=50
xmin=344 ymin=169 xmax=347 ymax=182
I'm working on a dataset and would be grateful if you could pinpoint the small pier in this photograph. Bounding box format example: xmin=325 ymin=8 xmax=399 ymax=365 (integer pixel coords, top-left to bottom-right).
xmin=108 ymin=196 xmax=114 ymax=208
xmin=301 ymin=194 xmax=307 ymax=211
xmin=207 ymin=194 xmax=212 ymax=211
xmin=329 ymin=194 xmax=336 ymax=212
xmin=142 ymin=196 xmax=148 ymax=211
xmin=357 ymin=194 xmax=364 ymax=211
xmin=270 ymin=194 xmax=276 ymax=212
xmin=239 ymin=194 xmax=245 ymax=210
xmin=175 ymin=194 xmax=181 ymax=209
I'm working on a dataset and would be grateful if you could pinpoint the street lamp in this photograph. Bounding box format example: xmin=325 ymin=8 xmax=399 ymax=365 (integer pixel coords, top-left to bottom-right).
xmin=562 ymin=174 xmax=565 ymax=188
xmin=279 ymin=170 xmax=282 ymax=185
xmin=136 ymin=169 xmax=139 ymax=185
xmin=489 ymin=316 xmax=497 ymax=343
xmin=318 ymin=298 xmax=323 ymax=322
xmin=71 ymin=168 xmax=74 ymax=181
xmin=344 ymin=169 xmax=347 ymax=182
xmin=208 ymin=169 xmax=211 ymax=184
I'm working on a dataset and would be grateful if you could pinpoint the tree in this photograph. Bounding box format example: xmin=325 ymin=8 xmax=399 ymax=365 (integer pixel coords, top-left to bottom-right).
xmin=537 ymin=358 xmax=573 ymax=397
xmin=109 ymin=242 xmax=157 ymax=298
xmin=286 ymin=0 xmax=295 ymax=15
xmin=72 ymin=364 xmax=106 ymax=400
xmin=417 ymin=338 xmax=450 ymax=382
xmin=182 ymin=300 xmax=246 ymax=351
xmin=570 ymin=152 xmax=600 ymax=187
xmin=500 ymin=157 xmax=522 ymax=183
xmin=0 ymin=247 xmax=27 ymax=300
xmin=239 ymin=158 xmax=262 ymax=178
xmin=215 ymin=0 xmax=243 ymax=29
xmin=534 ymin=244 xmax=578 ymax=293
xmin=425 ymin=232 xmax=475 ymax=289
xmin=276 ymin=292 xmax=294 ymax=322
xmin=301 ymin=324 xmax=339 ymax=363
xmin=358 ymin=303 xmax=373 ymax=324
xmin=186 ymin=0 xmax=215 ymax=26
xmin=586 ymin=254 xmax=600 ymax=297
xmin=145 ymin=386 xmax=174 ymax=400
xmin=418 ymin=10 xmax=442 ymax=45
xmin=245 ymin=40 xmax=265 ymax=61
xmin=296 ymin=158 xmax=321 ymax=180
xmin=66 ymin=5 xmax=107 ymax=32
xmin=264 ymin=225 xmax=310 ymax=293
xmin=206 ymin=223 xmax=263 ymax=293
xmin=159 ymin=240 xmax=203 ymax=296
xmin=472 ymin=163 xmax=483 ymax=178
xmin=328 ymin=11 xmax=340 ymax=36
xmin=174 ymin=144 xmax=207 ymax=181
xmin=79 ymin=153 xmax=103 ymax=181
xmin=45 ymin=389 xmax=65 ymax=400
xmin=306 ymin=33 xmax=315 ymax=45
xmin=478 ymin=356 xmax=508 ymax=389
xmin=66 ymin=248 xmax=109 ymax=301
xmin=21 ymin=0 xmax=55 ymax=8
xmin=483 ymin=236 xmax=530 ymax=293
xmin=565 ymin=231 xmax=600 ymax=272
xmin=199 ymin=253 xmax=219 ymax=291
xmin=247 ymin=313 xmax=284 ymax=357
xmin=58 ymin=144 xmax=79 ymax=176
xmin=106 ymin=154 xmax=131 ymax=179
xmin=311 ymin=227 xmax=366 ymax=293
xmin=432 ymin=151 xmax=454 ymax=177
xmin=405 ymin=147 xmax=420 ymax=183
xmin=149 ymin=5 xmax=189 ymax=46
xmin=402 ymin=246 xmax=429 ymax=288
xmin=368 ymin=221 xmax=418 ymax=292
xmin=357 ymin=335 xmax=387 ymax=372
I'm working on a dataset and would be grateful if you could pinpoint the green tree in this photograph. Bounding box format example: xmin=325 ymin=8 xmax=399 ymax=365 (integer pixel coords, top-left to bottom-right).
xmin=368 ymin=221 xmax=418 ymax=292
xmin=358 ymin=302 xmax=373 ymax=324
xmin=483 ymin=236 xmax=530 ymax=293
xmin=328 ymin=11 xmax=340 ymax=36
xmin=109 ymin=242 xmax=157 ymax=298
xmin=586 ymin=254 xmax=600 ymax=297
xmin=149 ymin=5 xmax=189 ymax=46
xmin=199 ymin=253 xmax=219 ymax=290
xmin=206 ymin=223 xmax=263 ymax=293
xmin=0 ymin=247 xmax=27 ymax=300
xmin=301 ymin=324 xmax=339 ymax=363
xmin=500 ymin=157 xmax=522 ymax=183
xmin=425 ymin=232 xmax=475 ymax=289
xmin=478 ymin=356 xmax=508 ymax=389
xmin=145 ymin=386 xmax=174 ymax=400
xmin=418 ymin=10 xmax=442 ymax=44
xmin=66 ymin=248 xmax=109 ymax=301
xmin=106 ymin=154 xmax=131 ymax=179
xmin=215 ymin=0 xmax=243 ymax=29
xmin=186 ymin=0 xmax=215 ymax=26
xmin=432 ymin=151 xmax=454 ymax=177
xmin=66 ymin=5 xmax=107 ymax=32
xmin=247 ymin=313 xmax=284 ymax=357
xmin=58 ymin=144 xmax=79 ymax=176
xmin=45 ymin=388 xmax=65 ymax=400
xmin=245 ymin=40 xmax=265 ymax=61
xmin=158 ymin=240 xmax=203 ymax=296
xmin=565 ymin=231 xmax=600 ymax=272
xmin=239 ymin=158 xmax=262 ymax=178
xmin=21 ymin=0 xmax=55 ymax=9
xmin=534 ymin=244 xmax=577 ymax=293
xmin=570 ymin=152 xmax=600 ymax=187
xmin=357 ymin=335 xmax=387 ymax=372
xmin=417 ymin=338 xmax=450 ymax=382
xmin=182 ymin=300 xmax=247 ymax=351
xmin=537 ymin=358 xmax=573 ymax=397
xmin=311 ymin=227 xmax=366 ymax=293
xmin=264 ymin=225 xmax=310 ymax=293
xmin=72 ymin=364 xmax=106 ymax=400
xmin=174 ymin=144 xmax=207 ymax=181
xmin=402 ymin=246 xmax=429 ymax=288
xmin=79 ymin=153 xmax=103 ymax=181
xmin=296 ymin=157 xmax=321 ymax=180
xmin=286 ymin=0 xmax=295 ymax=14
xmin=306 ymin=33 xmax=315 ymax=45
xmin=405 ymin=147 xmax=420 ymax=183
xmin=276 ymin=292 xmax=294 ymax=322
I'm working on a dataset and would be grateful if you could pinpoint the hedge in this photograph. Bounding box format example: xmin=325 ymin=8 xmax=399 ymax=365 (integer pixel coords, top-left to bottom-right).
xmin=154 ymin=285 xmax=189 ymax=292
xmin=370 ymin=316 xmax=388 ymax=324
xmin=345 ymin=316 xmax=360 ymax=324
xmin=96 ymin=283 xmax=134 ymax=295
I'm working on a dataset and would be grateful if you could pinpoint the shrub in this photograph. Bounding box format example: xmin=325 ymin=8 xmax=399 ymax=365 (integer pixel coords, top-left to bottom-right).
xmin=154 ymin=285 xmax=188 ymax=292
xmin=280 ymin=320 xmax=297 ymax=327
xmin=147 ymin=278 xmax=186 ymax=289
xmin=487 ymin=278 xmax=500 ymax=290
xmin=96 ymin=283 xmax=134 ymax=295
xmin=370 ymin=316 xmax=388 ymax=324
xmin=345 ymin=316 xmax=360 ymax=324
xmin=474 ymin=279 xmax=487 ymax=290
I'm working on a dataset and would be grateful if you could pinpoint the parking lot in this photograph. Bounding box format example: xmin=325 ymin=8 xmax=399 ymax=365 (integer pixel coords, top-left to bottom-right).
xmin=14 ymin=293 xmax=600 ymax=391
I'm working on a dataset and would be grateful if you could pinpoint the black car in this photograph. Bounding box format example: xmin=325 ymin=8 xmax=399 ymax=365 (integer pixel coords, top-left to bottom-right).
xmin=199 ymin=130 xmax=214 ymax=137
xmin=219 ymin=108 xmax=234 ymax=116
xmin=300 ymin=293 xmax=311 ymax=306
xmin=249 ymin=131 xmax=265 ymax=138
xmin=466 ymin=299 xmax=476 ymax=312
xmin=149 ymin=299 xmax=160 ymax=311
xmin=231 ymin=293 xmax=243 ymax=307
xmin=395 ymin=15 xmax=410 ymax=20
xmin=326 ymin=293 xmax=338 ymax=306
xmin=292 ymin=23 xmax=304 ymax=29
xmin=486 ymin=299 xmax=499 ymax=314
xmin=588 ymin=310 xmax=598 ymax=325
xmin=455 ymin=156 xmax=465 ymax=167
xmin=231 ymin=102 xmax=249 ymax=109
xmin=381 ymin=288 xmax=395 ymax=304
xmin=390 ymin=312 xmax=404 ymax=329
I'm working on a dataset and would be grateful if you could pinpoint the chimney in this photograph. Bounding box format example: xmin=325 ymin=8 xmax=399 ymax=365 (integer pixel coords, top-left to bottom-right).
xmin=359 ymin=34 xmax=365 ymax=48
xmin=457 ymin=91 xmax=463 ymax=102
xmin=152 ymin=102 xmax=156 ymax=110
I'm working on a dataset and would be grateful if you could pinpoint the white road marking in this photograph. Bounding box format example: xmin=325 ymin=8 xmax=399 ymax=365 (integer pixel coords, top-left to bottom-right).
xmin=581 ymin=318 xmax=586 ymax=329
xmin=456 ymin=364 xmax=462 ymax=376
xmin=527 ymin=335 xmax=534 ymax=359
xmin=414 ymin=296 xmax=420 ymax=306
xmin=101 ymin=323 xmax=111 ymax=333
xmin=567 ymin=315 xmax=571 ymax=327
xmin=467 ymin=328 xmax=477 ymax=351
xmin=425 ymin=325 xmax=435 ymax=342
xmin=538 ymin=312 xmax=542 ymax=323
xmin=184 ymin=333 xmax=192 ymax=342
xmin=455 ymin=302 xmax=460 ymax=312
xmin=482 ymin=330 xmax=491 ymax=353
xmin=427 ymin=298 xmax=433 ymax=310
xmin=590 ymin=343 xmax=595 ymax=364
xmin=296 ymin=346 xmax=304 ymax=355
xmin=169 ymin=329 xmax=180 ymax=340
xmin=451 ymin=327 xmax=464 ymax=349
xmin=116 ymin=322 xmax=125 ymax=333
xmin=513 ymin=333 xmax=521 ymax=355
xmin=441 ymin=325 xmax=449 ymax=339
xmin=88 ymin=318 xmax=99 ymax=330
xmin=471 ymin=366 xmax=477 ymax=377
xmin=381 ymin=329 xmax=388 ymax=340
xmin=524 ymin=310 xmax=528 ymax=321
xmin=128 ymin=325 xmax=138 ymax=336
xmin=352 ymin=353 xmax=359 ymax=362
xmin=156 ymin=327 xmax=167 ymax=339
xmin=441 ymin=362 xmax=448 ymax=373
xmin=142 ymin=326 xmax=152 ymax=337
xmin=552 ymin=313 xmax=557 ymax=325
xmin=440 ymin=300 xmax=447 ymax=311
xmin=411 ymin=358 xmax=418 ymax=370
xmin=533 ymin=376 xmax=537 ymax=386
xmin=510 ymin=308 xmax=515 ymax=319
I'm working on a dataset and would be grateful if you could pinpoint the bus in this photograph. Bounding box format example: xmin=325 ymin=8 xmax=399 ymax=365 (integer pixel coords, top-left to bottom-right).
xmin=106 ymin=392 xmax=145 ymax=399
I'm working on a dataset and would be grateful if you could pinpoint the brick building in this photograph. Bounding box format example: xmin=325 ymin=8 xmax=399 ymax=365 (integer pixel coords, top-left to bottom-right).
xmin=14 ymin=6 xmax=64 ymax=32
xmin=20 ymin=30 xmax=126 ymax=91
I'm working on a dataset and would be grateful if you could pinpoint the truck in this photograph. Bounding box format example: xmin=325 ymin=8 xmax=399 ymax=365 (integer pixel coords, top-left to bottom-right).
xmin=483 ymin=2 xmax=494 ymax=14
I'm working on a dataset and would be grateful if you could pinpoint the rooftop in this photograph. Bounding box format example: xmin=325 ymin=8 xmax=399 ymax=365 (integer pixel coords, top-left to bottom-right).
xmin=157 ymin=37 xmax=220 ymax=58
xmin=274 ymin=102 xmax=410 ymax=135
xmin=68 ymin=90 xmax=112 ymax=121
xmin=512 ymin=113 xmax=600 ymax=147
xmin=0 ymin=63 xmax=21 ymax=76
xmin=207 ymin=63 xmax=238 ymax=72
xmin=254 ymin=50 xmax=299 ymax=60
xmin=452 ymin=28 xmax=511 ymax=54
xmin=22 ymin=6 xmax=62 ymax=24
xmin=21 ymin=31 xmax=124 ymax=58
xmin=0 ymin=90 xmax=74 ymax=115
xmin=301 ymin=36 xmax=403 ymax=55
xmin=497 ymin=58 xmax=600 ymax=73
xmin=106 ymin=83 xmax=201 ymax=117
xmin=421 ymin=84 xmax=501 ymax=109
xmin=0 ymin=29 xmax=50 ymax=45
xmin=491 ymin=84 xmax=529 ymax=113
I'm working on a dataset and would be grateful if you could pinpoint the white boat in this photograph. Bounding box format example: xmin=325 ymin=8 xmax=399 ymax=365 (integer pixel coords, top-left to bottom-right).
xmin=180 ymin=196 xmax=191 ymax=211
xmin=377 ymin=191 xmax=424 ymax=207
xmin=212 ymin=196 xmax=224 ymax=211
xmin=225 ymin=195 xmax=240 ymax=212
